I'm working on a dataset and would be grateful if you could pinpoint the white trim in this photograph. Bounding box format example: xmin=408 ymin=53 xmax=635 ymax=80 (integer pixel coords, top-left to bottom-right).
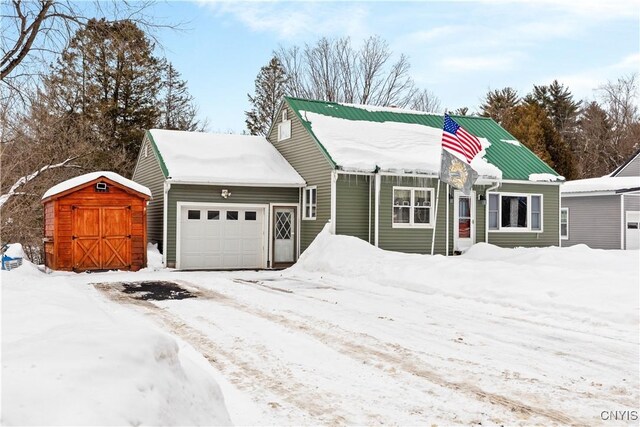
xmin=392 ymin=186 xmax=435 ymax=229
xmin=560 ymin=207 xmax=569 ymax=241
xmin=431 ymin=182 xmax=440 ymax=255
xmin=166 ymin=179 xmax=304 ymax=188
xmin=378 ymin=171 xmax=439 ymax=179
xmin=175 ymin=201 xmax=269 ymax=270
xmin=336 ymin=170 xmax=374 ymax=177
xmin=620 ymin=194 xmax=625 ymax=250
xmin=484 ymin=181 xmax=501 ymax=244
xmin=162 ymin=181 xmax=170 ymax=266
xmin=374 ymin=174 xmax=380 ymax=247
xmin=330 ymin=170 xmax=337 ymax=233
xmin=453 ymin=190 xmax=476 ymax=252
xmin=487 ymin=191 xmax=544 ymax=233
xmin=558 ymin=187 xmax=562 ymax=246
xmin=269 ymin=202 xmax=300 ymax=266
xmin=302 ymin=185 xmax=317 ymax=220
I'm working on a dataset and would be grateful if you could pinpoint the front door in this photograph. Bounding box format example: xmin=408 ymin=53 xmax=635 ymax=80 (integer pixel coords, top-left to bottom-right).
xmin=273 ymin=206 xmax=296 ymax=267
xmin=453 ymin=191 xmax=475 ymax=252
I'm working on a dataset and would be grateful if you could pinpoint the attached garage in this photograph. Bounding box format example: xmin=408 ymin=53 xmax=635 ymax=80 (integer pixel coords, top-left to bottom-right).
xmin=132 ymin=129 xmax=305 ymax=269
xmin=42 ymin=172 xmax=151 ymax=272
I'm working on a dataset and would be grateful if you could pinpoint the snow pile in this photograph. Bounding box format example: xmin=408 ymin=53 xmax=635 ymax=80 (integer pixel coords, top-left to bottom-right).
xmin=149 ymin=129 xmax=305 ymax=186
xmin=1 ymin=263 xmax=231 ymax=426
xmin=3 ymin=242 xmax=26 ymax=259
xmin=529 ymin=173 xmax=563 ymax=182
xmin=293 ymin=226 xmax=638 ymax=326
xmin=42 ymin=171 xmax=151 ymax=199
xmin=145 ymin=242 xmax=164 ymax=270
xmin=301 ymin=111 xmax=502 ymax=178
xmin=561 ymin=175 xmax=640 ymax=193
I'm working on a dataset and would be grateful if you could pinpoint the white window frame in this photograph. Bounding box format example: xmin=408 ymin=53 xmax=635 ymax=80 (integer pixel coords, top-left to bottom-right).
xmin=560 ymin=207 xmax=569 ymax=240
xmin=278 ymin=110 xmax=291 ymax=141
xmin=392 ymin=186 xmax=434 ymax=228
xmin=302 ymin=186 xmax=317 ymax=220
xmin=487 ymin=192 xmax=544 ymax=233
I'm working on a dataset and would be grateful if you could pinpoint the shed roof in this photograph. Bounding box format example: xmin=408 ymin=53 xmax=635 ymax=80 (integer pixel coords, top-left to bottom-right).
xmin=147 ymin=129 xmax=305 ymax=187
xmin=284 ymin=97 xmax=561 ymax=181
xmin=42 ymin=171 xmax=152 ymax=200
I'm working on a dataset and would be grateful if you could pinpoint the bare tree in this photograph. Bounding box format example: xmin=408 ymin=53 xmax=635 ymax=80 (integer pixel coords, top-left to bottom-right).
xmin=276 ymin=36 xmax=417 ymax=108
xmin=410 ymin=88 xmax=442 ymax=113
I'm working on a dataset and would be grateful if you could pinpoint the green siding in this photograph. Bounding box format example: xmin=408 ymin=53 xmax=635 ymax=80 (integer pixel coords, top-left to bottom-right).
xmin=377 ymin=176 xmax=450 ymax=254
xmin=131 ymin=135 xmax=166 ymax=250
xmin=336 ymin=174 xmax=372 ymax=243
xmin=268 ymin=103 xmax=333 ymax=252
xmin=166 ymin=184 xmax=299 ymax=266
xmin=487 ymin=183 xmax=560 ymax=247
xmin=285 ymin=97 xmax=559 ymax=180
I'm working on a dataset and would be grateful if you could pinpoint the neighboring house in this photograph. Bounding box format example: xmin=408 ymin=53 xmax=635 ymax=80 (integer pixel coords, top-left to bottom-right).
xmin=267 ymin=97 xmax=563 ymax=256
xmin=132 ymin=130 xmax=305 ymax=269
xmin=561 ymin=150 xmax=640 ymax=250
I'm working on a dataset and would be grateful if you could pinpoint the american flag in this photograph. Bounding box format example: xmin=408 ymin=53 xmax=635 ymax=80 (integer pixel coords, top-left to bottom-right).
xmin=441 ymin=114 xmax=482 ymax=164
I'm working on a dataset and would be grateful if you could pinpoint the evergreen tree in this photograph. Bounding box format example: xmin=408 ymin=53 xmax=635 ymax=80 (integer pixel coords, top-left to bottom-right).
xmin=158 ymin=61 xmax=204 ymax=131
xmin=503 ymin=103 xmax=577 ymax=179
xmin=246 ymin=57 xmax=288 ymax=136
xmin=480 ymin=87 xmax=519 ymax=124
xmin=43 ymin=18 xmax=162 ymax=175
xmin=525 ymin=80 xmax=581 ymax=139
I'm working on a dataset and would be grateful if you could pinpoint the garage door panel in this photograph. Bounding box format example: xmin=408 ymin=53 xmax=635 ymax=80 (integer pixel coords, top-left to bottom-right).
xmin=179 ymin=205 xmax=265 ymax=269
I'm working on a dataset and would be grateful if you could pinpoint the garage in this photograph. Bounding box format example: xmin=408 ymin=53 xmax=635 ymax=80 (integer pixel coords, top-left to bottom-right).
xmin=177 ymin=204 xmax=267 ymax=269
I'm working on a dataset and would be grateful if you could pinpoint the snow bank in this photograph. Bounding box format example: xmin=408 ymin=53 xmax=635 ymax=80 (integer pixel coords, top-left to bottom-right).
xmin=561 ymin=176 xmax=640 ymax=193
xmin=529 ymin=173 xmax=564 ymax=182
xmin=301 ymin=111 xmax=502 ymax=178
xmin=144 ymin=242 xmax=164 ymax=271
xmin=292 ymin=226 xmax=639 ymax=326
xmin=1 ymin=263 xmax=231 ymax=426
xmin=42 ymin=171 xmax=151 ymax=199
xmin=3 ymin=242 xmax=25 ymax=258
xmin=149 ymin=129 xmax=305 ymax=186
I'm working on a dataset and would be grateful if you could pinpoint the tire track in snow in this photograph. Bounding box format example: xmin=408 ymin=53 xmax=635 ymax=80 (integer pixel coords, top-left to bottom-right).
xmin=179 ymin=281 xmax=580 ymax=426
xmin=95 ymin=283 xmax=353 ymax=426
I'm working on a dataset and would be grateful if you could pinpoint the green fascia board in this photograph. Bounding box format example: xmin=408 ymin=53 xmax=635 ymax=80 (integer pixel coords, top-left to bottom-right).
xmin=284 ymin=96 xmax=560 ymax=181
xmin=145 ymin=130 xmax=170 ymax=178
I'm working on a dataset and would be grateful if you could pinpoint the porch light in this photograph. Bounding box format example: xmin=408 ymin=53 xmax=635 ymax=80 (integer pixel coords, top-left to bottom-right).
xmin=221 ymin=189 xmax=231 ymax=199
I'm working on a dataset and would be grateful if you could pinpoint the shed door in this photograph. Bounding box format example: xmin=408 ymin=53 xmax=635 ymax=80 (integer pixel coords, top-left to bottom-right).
xmin=72 ymin=206 xmax=131 ymax=270
xmin=179 ymin=205 xmax=266 ymax=270
xmin=626 ymin=211 xmax=640 ymax=250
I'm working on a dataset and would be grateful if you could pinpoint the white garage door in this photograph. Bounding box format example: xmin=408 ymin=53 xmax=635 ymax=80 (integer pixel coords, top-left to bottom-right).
xmin=626 ymin=211 xmax=639 ymax=250
xmin=178 ymin=205 xmax=266 ymax=269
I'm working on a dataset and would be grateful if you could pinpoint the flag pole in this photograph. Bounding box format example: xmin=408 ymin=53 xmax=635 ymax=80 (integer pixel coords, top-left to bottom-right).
xmin=431 ymin=179 xmax=441 ymax=255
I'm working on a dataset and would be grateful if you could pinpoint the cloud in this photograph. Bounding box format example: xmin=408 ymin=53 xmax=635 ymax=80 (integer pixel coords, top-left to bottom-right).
xmin=198 ymin=1 xmax=370 ymax=40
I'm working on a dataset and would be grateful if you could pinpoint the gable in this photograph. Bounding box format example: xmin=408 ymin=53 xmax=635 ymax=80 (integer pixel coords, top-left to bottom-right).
xmin=611 ymin=149 xmax=640 ymax=177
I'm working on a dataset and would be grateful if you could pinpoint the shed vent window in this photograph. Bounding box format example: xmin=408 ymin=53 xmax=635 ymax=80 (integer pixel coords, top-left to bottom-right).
xmin=95 ymin=182 xmax=109 ymax=192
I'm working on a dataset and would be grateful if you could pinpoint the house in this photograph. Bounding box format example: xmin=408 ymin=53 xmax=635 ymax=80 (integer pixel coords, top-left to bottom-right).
xmin=268 ymin=97 xmax=563 ymax=256
xmin=41 ymin=171 xmax=151 ymax=271
xmin=561 ymin=149 xmax=640 ymax=250
xmin=131 ymin=130 xmax=305 ymax=269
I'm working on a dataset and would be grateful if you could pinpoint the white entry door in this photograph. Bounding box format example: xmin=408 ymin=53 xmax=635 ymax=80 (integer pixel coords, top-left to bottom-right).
xmin=273 ymin=206 xmax=296 ymax=266
xmin=454 ymin=190 xmax=475 ymax=252
xmin=626 ymin=211 xmax=640 ymax=250
xmin=178 ymin=205 xmax=266 ymax=269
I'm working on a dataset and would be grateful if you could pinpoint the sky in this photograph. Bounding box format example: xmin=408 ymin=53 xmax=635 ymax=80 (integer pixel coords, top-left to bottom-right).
xmin=148 ymin=0 xmax=640 ymax=133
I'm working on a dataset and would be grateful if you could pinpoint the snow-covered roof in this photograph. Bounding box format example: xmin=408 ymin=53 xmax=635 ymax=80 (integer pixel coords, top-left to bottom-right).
xmin=301 ymin=110 xmax=502 ymax=178
xmin=561 ymin=176 xmax=640 ymax=194
xmin=42 ymin=171 xmax=152 ymax=200
xmin=148 ymin=129 xmax=305 ymax=186
xmin=529 ymin=173 xmax=564 ymax=182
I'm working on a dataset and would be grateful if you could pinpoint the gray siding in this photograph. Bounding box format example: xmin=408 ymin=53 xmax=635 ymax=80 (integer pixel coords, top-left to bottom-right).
xmin=166 ymin=184 xmax=299 ymax=266
xmin=561 ymin=195 xmax=620 ymax=249
xmin=268 ymin=103 xmax=333 ymax=252
xmin=614 ymin=154 xmax=640 ymax=177
xmin=487 ymin=183 xmax=560 ymax=248
xmin=336 ymin=174 xmax=372 ymax=243
xmin=131 ymin=135 xmax=166 ymax=250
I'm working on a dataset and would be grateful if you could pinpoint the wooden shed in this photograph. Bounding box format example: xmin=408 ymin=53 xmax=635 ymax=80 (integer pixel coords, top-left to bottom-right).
xmin=42 ymin=172 xmax=151 ymax=272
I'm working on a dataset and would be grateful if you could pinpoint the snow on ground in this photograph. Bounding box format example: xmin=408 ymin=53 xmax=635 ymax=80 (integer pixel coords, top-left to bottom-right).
xmin=2 ymin=234 xmax=639 ymax=426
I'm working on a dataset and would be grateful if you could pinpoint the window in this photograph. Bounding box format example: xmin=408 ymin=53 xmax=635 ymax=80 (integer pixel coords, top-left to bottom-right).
xmin=278 ymin=114 xmax=291 ymax=141
xmin=303 ymin=186 xmax=317 ymax=220
xmin=488 ymin=193 xmax=543 ymax=232
xmin=245 ymin=211 xmax=257 ymax=221
xmin=560 ymin=208 xmax=569 ymax=239
xmin=207 ymin=210 xmax=219 ymax=220
xmin=392 ymin=187 xmax=433 ymax=227
xmin=187 ymin=210 xmax=200 ymax=220
xmin=144 ymin=144 xmax=148 ymax=158
xmin=226 ymin=211 xmax=238 ymax=220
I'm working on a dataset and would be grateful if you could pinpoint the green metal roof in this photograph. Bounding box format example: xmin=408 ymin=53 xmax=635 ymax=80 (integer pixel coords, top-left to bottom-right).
xmin=285 ymin=97 xmax=560 ymax=181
